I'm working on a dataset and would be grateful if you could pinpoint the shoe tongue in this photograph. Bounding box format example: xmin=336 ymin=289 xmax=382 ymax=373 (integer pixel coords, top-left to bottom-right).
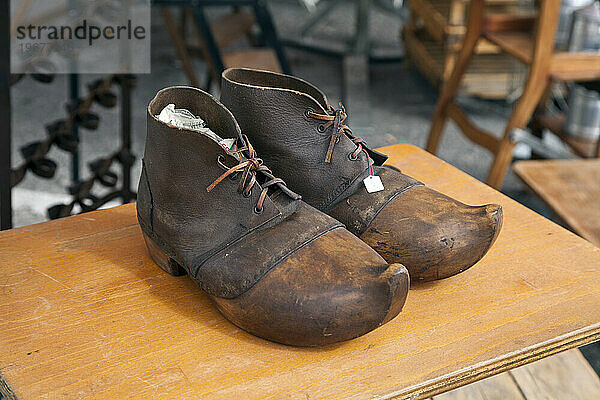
xmin=157 ymin=104 xmax=240 ymax=160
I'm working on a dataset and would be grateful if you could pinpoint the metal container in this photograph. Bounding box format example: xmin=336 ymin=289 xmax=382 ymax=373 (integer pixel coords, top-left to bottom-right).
xmin=565 ymin=83 xmax=600 ymax=140
xmin=557 ymin=0 xmax=595 ymax=48
xmin=568 ymin=1 xmax=600 ymax=51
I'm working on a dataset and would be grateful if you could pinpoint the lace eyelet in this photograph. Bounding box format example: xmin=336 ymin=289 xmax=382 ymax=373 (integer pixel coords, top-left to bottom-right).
xmin=254 ymin=205 xmax=263 ymax=215
xmin=242 ymin=189 xmax=252 ymax=198
xmin=217 ymin=154 xmax=225 ymax=164
xmin=348 ymin=152 xmax=359 ymax=161
xmin=317 ymin=124 xmax=326 ymax=133
xmin=304 ymin=108 xmax=314 ymax=119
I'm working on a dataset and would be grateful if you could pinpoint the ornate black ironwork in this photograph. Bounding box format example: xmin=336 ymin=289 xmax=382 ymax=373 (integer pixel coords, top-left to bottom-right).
xmin=5 ymin=73 xmax=136 ymax=224
xmin=45 ymin=74 xmax=137 ymax=220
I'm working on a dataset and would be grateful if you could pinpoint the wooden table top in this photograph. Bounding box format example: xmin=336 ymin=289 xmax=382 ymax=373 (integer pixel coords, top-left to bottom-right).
xmin=514 ymin=159 xmax=600 ymax=248
xmin=2 ymin=144 xmax=600 ymax=400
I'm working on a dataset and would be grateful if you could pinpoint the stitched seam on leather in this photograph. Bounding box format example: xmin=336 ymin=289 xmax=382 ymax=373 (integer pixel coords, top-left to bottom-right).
xmin=236 ymin=224 xmax=345 ymax=295
xmin=190 ymin=210 xmax=285 ymax=280
xmin=319 ymin=166 xmax=369 ymax=212
xmin=317 ymin=180 xmax=349 ymax=211
xmin=137 ymin=211 xmax=284 ymax=296
xmin=141 ymin=159 xmax=154 ymax=230
xmin=361 ymin=182 xmax=424 ymax=234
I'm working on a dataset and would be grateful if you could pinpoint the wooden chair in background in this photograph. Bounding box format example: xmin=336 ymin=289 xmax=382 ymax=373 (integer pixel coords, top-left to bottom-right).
xmin=426 ymin=0 xmax=600 ymax=189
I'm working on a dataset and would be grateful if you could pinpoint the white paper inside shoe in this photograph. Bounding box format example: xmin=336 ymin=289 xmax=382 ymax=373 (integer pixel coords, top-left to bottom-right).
xmin=158 ymin=104 xmax=206 ymax=131
xmin=158 ymin=104 xmax=240 ymax=160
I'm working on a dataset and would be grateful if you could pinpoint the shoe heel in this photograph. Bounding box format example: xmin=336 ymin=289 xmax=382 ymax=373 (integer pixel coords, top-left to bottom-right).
xmin=142 ymin=232 xmax=187 ymax=276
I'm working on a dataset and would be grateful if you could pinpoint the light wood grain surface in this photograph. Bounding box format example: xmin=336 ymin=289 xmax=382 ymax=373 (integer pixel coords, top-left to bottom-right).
xmin=514 ymin=159 xmax=600 ymax=248
xmin=2 ymin=144 xmax=600 ymax=400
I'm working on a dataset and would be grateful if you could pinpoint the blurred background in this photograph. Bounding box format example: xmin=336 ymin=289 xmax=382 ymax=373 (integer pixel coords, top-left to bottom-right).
xmin=1 ymin=0 xmax=597 ymax=234
xmin=5 ymin=0 xmax=556 ymax=227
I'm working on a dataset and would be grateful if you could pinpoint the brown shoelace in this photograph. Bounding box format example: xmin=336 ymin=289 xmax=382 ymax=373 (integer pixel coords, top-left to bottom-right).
xmin=307 ymin=103 xmax=368 ymax=163
xmin=206 ymin=135 xmax=300 ymax=213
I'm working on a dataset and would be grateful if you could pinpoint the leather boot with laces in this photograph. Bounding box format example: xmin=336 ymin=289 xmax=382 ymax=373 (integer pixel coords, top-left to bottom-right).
xmin=137 ymin=86 xmax=409 ymax=346
xmin=221 ymin=69 xmax=503 ymax=282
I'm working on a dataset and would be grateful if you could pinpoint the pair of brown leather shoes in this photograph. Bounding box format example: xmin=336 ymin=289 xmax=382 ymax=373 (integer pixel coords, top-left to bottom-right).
xmin=137 ymin=70 xmax=502 ymax=347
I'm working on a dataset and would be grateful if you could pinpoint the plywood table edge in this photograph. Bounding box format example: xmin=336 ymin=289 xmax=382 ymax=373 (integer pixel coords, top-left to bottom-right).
xmin=378 ymin=322 xmax=600 ymax=399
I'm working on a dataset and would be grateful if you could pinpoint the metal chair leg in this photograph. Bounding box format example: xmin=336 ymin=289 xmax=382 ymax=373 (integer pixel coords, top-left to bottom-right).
xmin=253 ymin=0 xmax=291 ymax=74
xmin=299 ymin=0 xmax=345 ymax=37
xmin=190 ymin=6 xmax=226 ymax=81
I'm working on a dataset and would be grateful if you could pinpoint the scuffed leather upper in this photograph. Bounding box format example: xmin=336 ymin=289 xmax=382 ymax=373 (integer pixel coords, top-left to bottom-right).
xmin=137 ymin=86 xmax=342 ymax=298
xmin=329 ymin=166 xmax=423 ymax=236
xmin=221 ymin=68 xmax=389 ymax=212
xmin=220 ymin=68 xmax=422 ymax=227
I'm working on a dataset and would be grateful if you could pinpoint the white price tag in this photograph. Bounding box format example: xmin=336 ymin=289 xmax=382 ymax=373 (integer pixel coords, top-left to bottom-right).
xmin=363 ymin=175 xmax=384 ymax=193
